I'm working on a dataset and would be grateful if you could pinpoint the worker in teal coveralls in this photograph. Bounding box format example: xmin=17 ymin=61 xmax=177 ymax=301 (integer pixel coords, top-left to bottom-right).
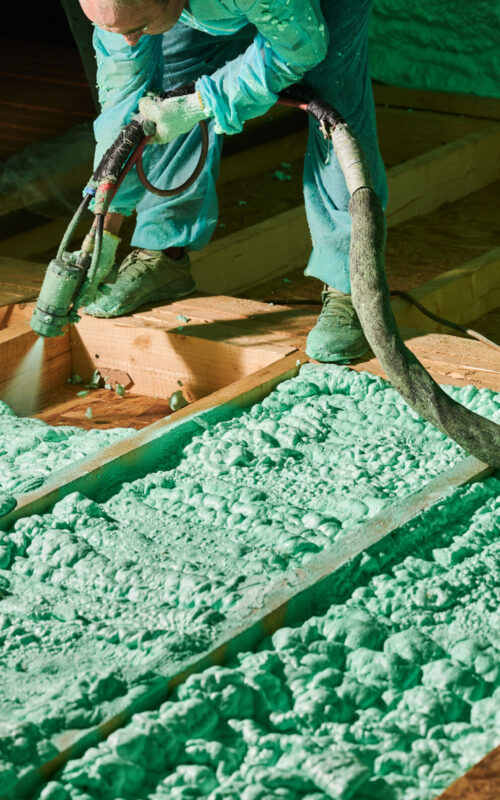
xmin=80 ymin=0 xmax=387 ymax=363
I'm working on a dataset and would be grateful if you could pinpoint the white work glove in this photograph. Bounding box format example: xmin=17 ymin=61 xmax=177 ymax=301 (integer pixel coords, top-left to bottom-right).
xmin=138 ymin=92 xmax=211 ymax=145
xmin=73 ymin=230 xmax=121 ymax=310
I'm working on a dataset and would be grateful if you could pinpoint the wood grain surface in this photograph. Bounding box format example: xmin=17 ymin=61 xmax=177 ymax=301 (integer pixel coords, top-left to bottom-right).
xmin=436 ymin=746 xmax=500 ymax=800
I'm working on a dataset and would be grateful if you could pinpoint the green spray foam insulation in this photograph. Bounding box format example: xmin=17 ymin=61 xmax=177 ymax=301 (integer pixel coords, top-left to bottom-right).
xmin=35 ymin=475 xmax=500 ymax=800
xmin=0 ymin=365 xmax=498 ymax=796
xmin=0 ymin=401 xmax=132 ymax=496
xmin=369 ymin=0 xmax=500 ymax=98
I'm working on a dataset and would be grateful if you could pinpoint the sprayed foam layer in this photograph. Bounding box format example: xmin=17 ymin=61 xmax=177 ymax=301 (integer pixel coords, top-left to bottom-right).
xmin=0 ymin=366 xmax=499 ymax=790
xmin=369 ymin=0 xmax=500 ymax=98
xmin=0 ymin=401 xmax=132 ymax=495
xmin=38 ymin=475 xmax=500 ymax=800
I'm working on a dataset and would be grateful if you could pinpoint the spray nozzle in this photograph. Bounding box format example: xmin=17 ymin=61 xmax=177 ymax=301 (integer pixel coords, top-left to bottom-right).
xmin=30 ymin=258 xmax=87 ymax=338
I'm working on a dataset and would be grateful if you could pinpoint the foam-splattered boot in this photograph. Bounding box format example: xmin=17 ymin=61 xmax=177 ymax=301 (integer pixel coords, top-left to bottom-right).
xmin=83 ymin=248 xmax=195 ymax=318
xmin=305 ymin=286 xmax=369 ymax=363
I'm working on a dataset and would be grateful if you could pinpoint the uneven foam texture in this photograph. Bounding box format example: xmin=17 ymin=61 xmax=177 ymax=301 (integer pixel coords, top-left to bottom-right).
xmin=0 ymin=401 xmax=132 ymax=496
xmin=369 ymin=0 xmax=500 ymax=98
xmin=0 ymin=366 xmax=499 ymax=793
xmin=38 ymin=474 xmax=500 ymax=800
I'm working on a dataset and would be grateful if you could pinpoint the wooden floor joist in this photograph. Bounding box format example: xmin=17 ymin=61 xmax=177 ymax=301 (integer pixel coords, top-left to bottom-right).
xmin=386 ymin=123 xmax=500 ymax=226
xmin=58 ymin=236 xmax=500 ymax=400
xmin=391 ymin=247 xmax=500 ymax=331
xmin=70 ymin=308 xmax=297 ymax=401
xmin=0 ymin=256 xmax=46 ymax=305
xmin=0 ymin=218 xmax=90 ymax=261
xmin=372 ymin=84 xmax=500 ymax=122
xmin=0 ymin=321 xmax=71 ymax=406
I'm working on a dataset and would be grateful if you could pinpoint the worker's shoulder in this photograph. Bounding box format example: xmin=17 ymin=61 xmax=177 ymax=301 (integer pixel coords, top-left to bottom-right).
xmin=187 ymin=0 xmax=247 ymax=24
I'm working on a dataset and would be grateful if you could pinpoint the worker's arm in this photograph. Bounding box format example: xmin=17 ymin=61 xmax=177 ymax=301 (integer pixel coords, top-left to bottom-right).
xmin=194 ymin=0 xmax=329 ymax=134
xmin=92 ymin=27 xmax=164 ymax=166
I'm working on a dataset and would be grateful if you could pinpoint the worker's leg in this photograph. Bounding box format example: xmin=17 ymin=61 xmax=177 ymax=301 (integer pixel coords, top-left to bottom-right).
xmin=85 ymin=22 xmax=254 ymax=317
xmin=303 ymin=0 xmax=388 ymax=361
xmin=133 ymin=22 xmax=254 ymax=252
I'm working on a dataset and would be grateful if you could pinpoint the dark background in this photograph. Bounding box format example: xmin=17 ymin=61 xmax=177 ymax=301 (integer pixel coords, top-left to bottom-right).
xmin=4 ymin=5 xmax=76 ymax=45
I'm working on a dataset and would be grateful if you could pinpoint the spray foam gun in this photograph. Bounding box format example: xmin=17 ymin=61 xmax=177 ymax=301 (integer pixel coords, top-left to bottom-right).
xmin=30 ymin=89 xmax=210 ymax=338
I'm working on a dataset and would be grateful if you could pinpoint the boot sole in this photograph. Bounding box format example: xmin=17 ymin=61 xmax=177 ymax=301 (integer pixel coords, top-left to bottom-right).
xmin=83 ymin=282 xmax=196 ymax=319
xmin=305 ymin=341 xmax=369 ymax=364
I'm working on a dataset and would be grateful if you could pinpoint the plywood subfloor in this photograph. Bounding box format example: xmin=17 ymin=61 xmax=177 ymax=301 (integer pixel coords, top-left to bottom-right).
xmin=34 ymin=385 xmax=173 ymax=430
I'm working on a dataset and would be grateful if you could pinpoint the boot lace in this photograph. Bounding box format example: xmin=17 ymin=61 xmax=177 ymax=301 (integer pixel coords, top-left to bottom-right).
xmin=118 ymin=249 xmax=161 ymax=281
xmin=320 ymin=287 xmax=357 ymax=324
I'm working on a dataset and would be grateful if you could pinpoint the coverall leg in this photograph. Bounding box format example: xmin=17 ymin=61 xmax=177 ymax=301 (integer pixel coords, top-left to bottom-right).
xmin=128 ymin=23 xmax=253 ymax=252
xmin=303 ymin=0 xmax=387 ymax=293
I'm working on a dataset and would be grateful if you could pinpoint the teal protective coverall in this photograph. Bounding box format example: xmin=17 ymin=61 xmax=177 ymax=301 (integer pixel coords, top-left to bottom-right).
xmin=93 ymin=0 xmax=387 ymax=293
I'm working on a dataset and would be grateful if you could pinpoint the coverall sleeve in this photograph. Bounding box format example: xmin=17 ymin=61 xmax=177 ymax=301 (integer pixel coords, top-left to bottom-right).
xmin=196 ymin=0 xmax=329 ymax=134
xmin=92 ymin=27 xmax=164 ymax=166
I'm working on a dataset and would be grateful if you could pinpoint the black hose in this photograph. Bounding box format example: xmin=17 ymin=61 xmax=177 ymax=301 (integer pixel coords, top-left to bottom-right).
xmin=348 ymin=186 xmax=500 ymax=467
xmin=390 ymin=290 xmax=500 ymax=352
xmin=135 ymin=119 xmax=209 ymax=196
xmin=92 ymin=119 xmax=145 ymax=183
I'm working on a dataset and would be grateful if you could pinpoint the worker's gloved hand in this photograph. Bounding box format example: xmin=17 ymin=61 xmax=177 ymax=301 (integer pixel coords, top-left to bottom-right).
xmin=73 ymin=230 xmax=121 ymax=310
xmin=138 ymin=92 xmax=211 ymax=145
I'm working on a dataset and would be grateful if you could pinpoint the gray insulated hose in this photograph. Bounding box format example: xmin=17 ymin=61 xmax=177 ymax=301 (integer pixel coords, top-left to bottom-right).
xmin=330 ymin=123 xmax=500 ymax=467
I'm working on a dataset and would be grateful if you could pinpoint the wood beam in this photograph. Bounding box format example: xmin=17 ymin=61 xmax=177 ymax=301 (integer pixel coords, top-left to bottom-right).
xmin=392 ymin=248 xmax=500 ymax=331
xmin=0 ymin=218 xmax=90 ymax=261
xmin=376 ymin=107 xmax=491 ymax=168
xmin=71 ymin=305 xmax=298 ymax=401
xmin=0 ymin=256 xmax=46 ymax=305
xmin=386 ymin=123 xmax=500 ymax=226
xmin=373 ymin=84 xmax=500 ymax=121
